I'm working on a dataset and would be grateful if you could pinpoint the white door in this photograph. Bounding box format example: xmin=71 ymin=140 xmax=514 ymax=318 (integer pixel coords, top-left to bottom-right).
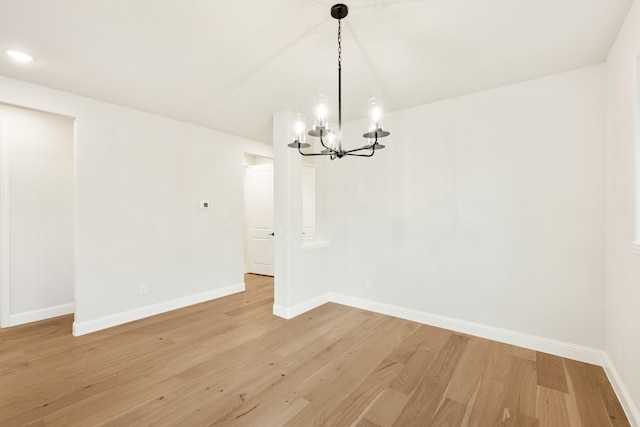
xmin=245 ymin=164 xmax=274 ymax=276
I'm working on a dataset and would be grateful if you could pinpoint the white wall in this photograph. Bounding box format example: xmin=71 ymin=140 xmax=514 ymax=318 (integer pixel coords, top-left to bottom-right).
xmin=0 ymin=105 xmax=74 ymax=325
xmin=273 ymin=111 xmax=329 ymax=318
xmin=0 ymin=75 xmax=272 ymax=334
xmin=327 ymin=65 xmax=606 ymax=349
xmin=604 ymin=0 xmax=640 ymax=419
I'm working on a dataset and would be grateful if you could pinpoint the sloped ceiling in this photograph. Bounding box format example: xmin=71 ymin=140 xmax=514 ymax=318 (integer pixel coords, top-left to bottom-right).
xmin=0 ymin=0 xmax=633 ymax=143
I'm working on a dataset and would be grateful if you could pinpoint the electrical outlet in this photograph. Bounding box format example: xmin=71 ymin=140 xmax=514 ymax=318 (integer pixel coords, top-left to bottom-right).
xmin=139 ymin=285 xmax=148 ymax=296
xmin=365 ymin=279 xmax=372 ymax=289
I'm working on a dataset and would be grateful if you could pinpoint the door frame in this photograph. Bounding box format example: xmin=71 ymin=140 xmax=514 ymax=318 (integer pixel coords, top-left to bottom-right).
xmin=243 ymin=153 xmax=274 ymax=276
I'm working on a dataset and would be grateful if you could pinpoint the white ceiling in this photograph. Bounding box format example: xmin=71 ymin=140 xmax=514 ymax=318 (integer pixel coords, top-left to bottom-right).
xmin=0 ymin=0 xmax=634 ymax=143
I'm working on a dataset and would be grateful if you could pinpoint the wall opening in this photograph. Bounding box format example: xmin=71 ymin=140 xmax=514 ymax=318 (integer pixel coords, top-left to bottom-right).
xmin=0 ymin=103 xmax=75 ymax=327
xmin=243 ymin=153 xmax=274 ymax=276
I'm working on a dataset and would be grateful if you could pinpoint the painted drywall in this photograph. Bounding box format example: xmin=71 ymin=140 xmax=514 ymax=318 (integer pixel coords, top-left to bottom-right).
xmin=273 ymin=111 xmax=329 ymax=317
xmin=0 ymin=75 xmax=272 ymax=333
xmin=0 ymin=105 xmax=74 ymax=323
xmin=604 ymin=0 xmax=640 ymax=418
xmin=327 ymin=65 xmax=606 ymax=349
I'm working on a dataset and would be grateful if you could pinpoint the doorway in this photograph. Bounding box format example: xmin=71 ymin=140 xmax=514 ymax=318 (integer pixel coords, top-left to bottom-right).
xmin=244 ymin=154 xmax=274 ymax=276
xmin=0 ymin=105 xmax=75 ymax=327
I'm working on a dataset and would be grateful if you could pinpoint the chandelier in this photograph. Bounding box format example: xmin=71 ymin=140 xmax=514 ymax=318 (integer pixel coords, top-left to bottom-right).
xmin=288 ymin=3 xmax=390 ymax=159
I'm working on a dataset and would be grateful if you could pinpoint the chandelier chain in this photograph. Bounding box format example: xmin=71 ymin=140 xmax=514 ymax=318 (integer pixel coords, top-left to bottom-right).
xmin=338 ymin=19 xmax=342 ymax=70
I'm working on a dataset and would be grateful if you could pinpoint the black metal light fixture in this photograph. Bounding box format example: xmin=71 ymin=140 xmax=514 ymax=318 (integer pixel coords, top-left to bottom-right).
xmin=288 ymin=3 xmax=390 ymax=159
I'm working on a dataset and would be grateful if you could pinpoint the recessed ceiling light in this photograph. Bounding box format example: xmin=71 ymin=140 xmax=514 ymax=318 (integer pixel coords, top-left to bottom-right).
xmin=3 ymin=48 xmax=35 ymax=63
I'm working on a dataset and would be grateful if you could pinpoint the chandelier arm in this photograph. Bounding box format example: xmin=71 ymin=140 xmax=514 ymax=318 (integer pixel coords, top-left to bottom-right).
xmin=318 ymin=134 xmax=330 ymax=150
xmin=300 ymin=151 xmax=334 ymax=157
xmin=342 ymin=124 xmax=381 ymax=154
xmin=297 ymin=143 xmax=327 ymax=157
xmin=346 ymin=141 xmax=378 ymax=156
xmin=343 ymin=147 xmax=370 ymax=155
xmin=343 ymin=144 xmax=375 ymax=154
xmin=346 ymin=150 xmax=376 ymax=157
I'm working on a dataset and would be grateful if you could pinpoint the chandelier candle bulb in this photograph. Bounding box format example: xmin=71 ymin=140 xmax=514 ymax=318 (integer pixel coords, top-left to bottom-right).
xmin=369 ymin=98 xmax=384 ymax=131
xmin=327 ymin=130 xmax=336 ymax=150
xmin=314 ymin=95 xmax=329 ymax=130
xmin=294 ymin=114 xmax=306 ymax=143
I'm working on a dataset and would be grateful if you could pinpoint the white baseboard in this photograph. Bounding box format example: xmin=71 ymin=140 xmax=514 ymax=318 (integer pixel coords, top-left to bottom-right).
xmin=272 ymin=304 xmax=289 ymax=319
xmin=6 ymin=303 xmax=75 ymax=327
xmin=274 ymin=292 xmax=607 ymax=365
xmin=72 ymin=283 xmax=245 ymax=336
xmin=273 ymin=293 xmax=329 ymax=319
xmin=603 ymin=354 xmax=640 ymax=427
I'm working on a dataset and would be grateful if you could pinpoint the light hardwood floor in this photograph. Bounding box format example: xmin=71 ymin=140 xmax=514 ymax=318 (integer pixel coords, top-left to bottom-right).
xmin=0 ymin=274 xmax=630 ymax=426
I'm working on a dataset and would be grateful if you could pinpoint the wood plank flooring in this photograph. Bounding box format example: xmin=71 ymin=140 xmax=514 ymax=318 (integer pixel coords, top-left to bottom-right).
xmin=0 ymin=274 xmax=630 ymax=426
